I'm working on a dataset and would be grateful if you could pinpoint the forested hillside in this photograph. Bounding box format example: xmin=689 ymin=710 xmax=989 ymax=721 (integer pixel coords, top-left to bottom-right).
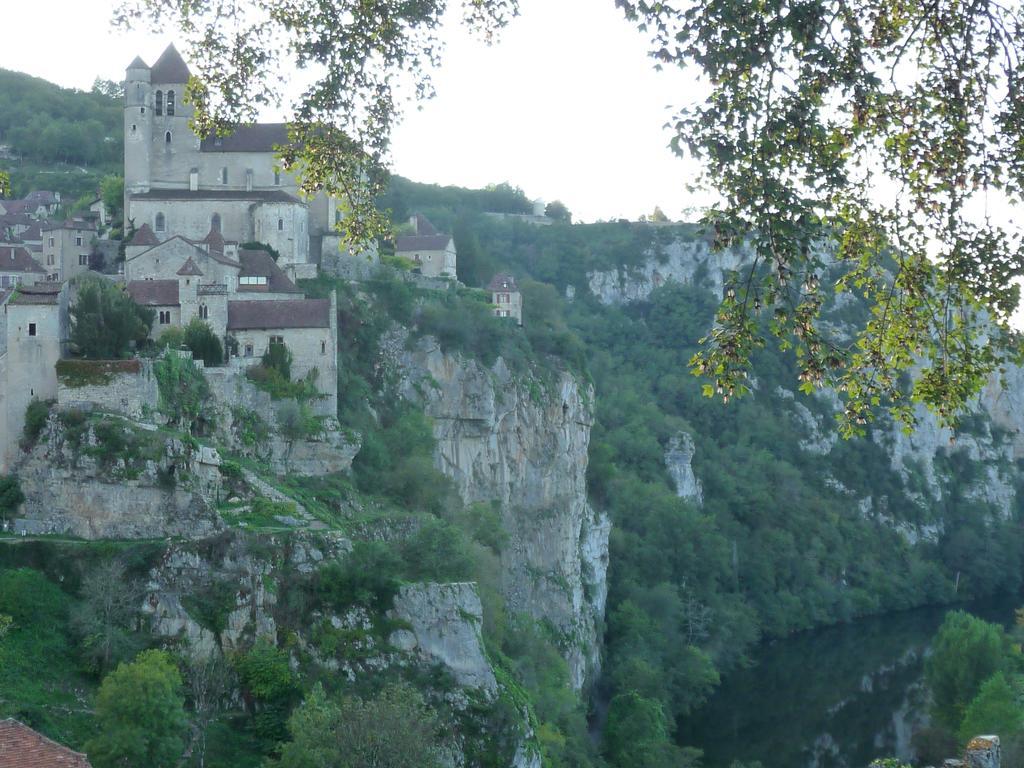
xmin=381 ymin=176 xmax=1024 ymax=762
xmin=0 ymin=70 xmax=122 ymax=201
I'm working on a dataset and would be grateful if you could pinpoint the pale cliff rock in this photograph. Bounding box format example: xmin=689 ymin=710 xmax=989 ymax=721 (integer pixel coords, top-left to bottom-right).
xmin=664 ymin=431 xmax=704 ymax=504
xmin=394 ymin=335 xmax=610 ymax=690
xmin=389 ymin=582 xmax=497 ymax=694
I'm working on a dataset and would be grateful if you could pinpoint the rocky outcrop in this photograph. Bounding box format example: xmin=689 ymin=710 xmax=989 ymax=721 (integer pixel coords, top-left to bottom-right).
xmin=389 ymin=582 xmax=497 ymax=694
xmin=664 ymin=431 xmax=703 ymax=505
xmin=587 ymin=238 xmax=751 ymax=304
xmin=395 ymin=336 xmax=610 ymax=690
xmin=13 ymin=413 xmax=223 ymax=539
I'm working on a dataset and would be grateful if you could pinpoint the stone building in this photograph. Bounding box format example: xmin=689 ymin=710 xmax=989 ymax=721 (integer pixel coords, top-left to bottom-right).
xmin=123 ymin=44 xmax=346 ymax=272
xmin=487 ymin=273 xmax=522 ymax=325
xmin=0 ymin=282 xmax=69 ymax=473
xmin=40 ymin=220 xmax=96 ymax=282
xmin=0 ymin=245 xmax=45 ymax=289
xmin=395 ymin=214 xmax=457 ymax=279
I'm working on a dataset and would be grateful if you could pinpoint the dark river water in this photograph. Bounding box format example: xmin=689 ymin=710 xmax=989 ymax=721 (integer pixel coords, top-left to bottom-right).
xmin=677 ymin=593 xmax=1021 ymax=768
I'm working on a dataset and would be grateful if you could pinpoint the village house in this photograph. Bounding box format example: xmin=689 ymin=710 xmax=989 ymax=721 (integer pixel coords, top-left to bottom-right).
xmin=395 ymin=214 xmax=457 ymax=279
xmin=40 ymin=220 xmax=96 ymax=282
xmin=488 ymin=272 xmax=523 ymax=325
xmin=0 ymin=245 xmax=45 ymax=289
xmin=0 ymin=190 xmax=60 ymax=219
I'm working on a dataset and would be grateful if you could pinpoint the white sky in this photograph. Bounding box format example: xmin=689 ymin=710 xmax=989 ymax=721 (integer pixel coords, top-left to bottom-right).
xmin=0 ymin=0 xmax=707 ymax=223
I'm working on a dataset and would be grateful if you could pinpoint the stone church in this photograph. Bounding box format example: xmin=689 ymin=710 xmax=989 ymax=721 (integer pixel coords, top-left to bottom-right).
xmin=123 ymin=44 xmax=347 ymax=274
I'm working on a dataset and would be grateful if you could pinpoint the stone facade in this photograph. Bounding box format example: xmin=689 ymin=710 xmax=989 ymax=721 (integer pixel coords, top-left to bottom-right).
xmin=41 ymin=220 xmax=95 ymax=282
xmin=488 ymin=273 xmax=523 ymax=325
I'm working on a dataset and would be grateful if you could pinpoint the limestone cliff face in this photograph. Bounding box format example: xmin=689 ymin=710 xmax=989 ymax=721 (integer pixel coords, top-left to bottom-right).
xmin=394 ymin=336 xmax=610 ymax=690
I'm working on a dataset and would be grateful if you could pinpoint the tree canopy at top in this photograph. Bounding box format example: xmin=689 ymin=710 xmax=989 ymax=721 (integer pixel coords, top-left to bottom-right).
xmin=114 ymin=0 xmax=1024 ymax=431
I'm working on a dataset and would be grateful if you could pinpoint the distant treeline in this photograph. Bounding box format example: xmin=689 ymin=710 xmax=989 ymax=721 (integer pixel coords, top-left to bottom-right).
xmin=0 ymin=70 xmax=122 ymax=167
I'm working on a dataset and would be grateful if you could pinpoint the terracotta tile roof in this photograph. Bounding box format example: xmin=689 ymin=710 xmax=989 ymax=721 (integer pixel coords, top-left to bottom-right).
xmin=228 ymin=298 xmax=330 ymax=330
xmin=200 ymin=123 xmax=291 ymax=153
xmin=200 ymin=227 xmax=225 ymax=255
xmin=0 ymin=201 xmax=31 ymax=216
xmin=150 ymin=43 xmax=191 ymax=84
xmin=130 ymin=189 xmax=301 ymax=204
xmin=129 ymin=223 xmax=160 ymax=246
xmin=23 ymin=191 xmax=59 ymax=206
xmin=0 ymin=245 xmax=45 ymax=274
xmin=9 ymin=282 xmax=62 ymax=305
xmin=238 ymin=249 xmax=299 ymax=293
xmin=487 ymin=273 xmax=519 ymax=292
xmin=0 ymin=719 xmax=92 ymax=767
xmin=128 ymin=279 xmax=180 ymax=306
xmin=395 ymin=234 xmax=451 ymax=253
xmin=176 ymin=257 xmax=204 ymax=276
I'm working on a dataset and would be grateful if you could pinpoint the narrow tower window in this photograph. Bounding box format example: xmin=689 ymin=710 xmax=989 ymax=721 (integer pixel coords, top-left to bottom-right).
xmin=155 ymin=213 xmax=166 ymax=233
xmin=155 ymin=90 xmax=163 ymax=115
xmin=166 ymin=90 xmax=175 ymax=116
xmin=221 ymin=167 xmax=228 ymax=185
xmin=278 ymin=218 xmax=284 ymax=232
xmin=165 ymin=131 xmax=172 ymax=145
xmin=274 ymin=170 xmax=281 ymax=186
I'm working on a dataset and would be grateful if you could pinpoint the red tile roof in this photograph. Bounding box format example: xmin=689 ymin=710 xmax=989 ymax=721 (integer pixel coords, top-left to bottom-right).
xmin=0 ymin=719 xmax=92 ymax=767
xmin=129 ymin=223 xmax=160 ymax=247
xmin=0 ymin=246 xmax=45 ymax=274
xmin=127 ymin=279 xmax=180 ymax=306
xmin=228 ymin=298 xmax=330 ymax=330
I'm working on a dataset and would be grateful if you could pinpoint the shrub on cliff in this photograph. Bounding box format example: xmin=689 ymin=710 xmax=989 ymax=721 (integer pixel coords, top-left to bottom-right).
xmin=70 ymin=276 xmax=153 ymax=359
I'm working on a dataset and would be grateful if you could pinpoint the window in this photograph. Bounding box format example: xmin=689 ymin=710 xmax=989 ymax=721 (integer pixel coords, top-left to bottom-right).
xmin=211 ymin=213 xmax=221 ymax=233
xmin=244 ymin=343 xmax=254 ymax=358
xmin=166 ymin=90 xmax=175 ymax=116
xmin=277 ymin=218 xmax=284 ymax=232
xmin=131 ymin=124 xmax=137 ymax=135
xmin=155 ymin=90 xmax=163 ymax=115
xmin=46 ymin=255 xmax=54 ymax=266
xmin=48 ymin=237 xmax=55 ymax=247
xmin=78 ymin=254 xmax=88 ymax=266
xmin=239 ymin=276 xmax=268 ymax=286
xmin=165 ymin=131 xmax=172 ymax=145
xmin=335 ymin=209 xmax=342 ymax=226
xmin=159 ymin=311 xmax=171 ymax=325
xmin=270 ymin=336 xmax=284 ymax=346
xmin=274 ymin=170 xmax=281 ymax=185
xmin=199 ymin=304 xmax=209 ymax=320
xmin=221 ymin=167 xmax=228 ymax=185
xmin=75 ymin=236 xmax=83 ymax=246
xmin=321 ymin=340 xmax=326 ymax=355
xmin=28 ymin=323 xmax=36 ymax=337
xmin=155 ymin=213 xmax=166 ymax=233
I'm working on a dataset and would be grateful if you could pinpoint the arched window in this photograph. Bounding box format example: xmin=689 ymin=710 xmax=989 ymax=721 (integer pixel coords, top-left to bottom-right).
xmin=165 ymin=131 xmax=172 ymax=145
xmin=155 ymin=90 xmax=163 ymax=116
xmin=166 ymin=90 xmax=175 ymax=116
xmin=277 ymin=218 xmax=284 ymax=232
xmin=155 ymin=213 xmax=166 ymax=233
xmin=211 ymin=213 xmax=221 ymax=233
xmin=221 ymin=167 xmax=228 ymax=185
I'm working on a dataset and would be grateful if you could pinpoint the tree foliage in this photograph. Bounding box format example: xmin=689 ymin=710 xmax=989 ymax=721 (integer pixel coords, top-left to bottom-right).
xmin=958 ymin=672 xmax=1024 ymax=745
xmin=70 ymin=276 xmax=154 ymax=359
xmin=618 ymin=0 xmax=1024 ymax=433
xmin=274 ymin=682 xmax=443 ymax=768
xmin=70 ymin=561 xmax=141 ymax=675
xmin=86 ymin=649 xmax=188 ymax=768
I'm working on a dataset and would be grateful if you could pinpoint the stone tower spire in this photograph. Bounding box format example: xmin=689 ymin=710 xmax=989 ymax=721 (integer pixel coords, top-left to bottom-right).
xmin=124 ymin=55 xmax=153 ymax=218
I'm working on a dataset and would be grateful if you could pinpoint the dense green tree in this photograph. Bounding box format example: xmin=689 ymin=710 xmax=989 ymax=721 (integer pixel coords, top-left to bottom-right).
xmin=182 ymin=317 xmax=224 ymax=366
xmin=274 ymin=682 xmax=443 ymax=768
xmin=545 ymin=200 xmax=571 ymax=223
xmin=85 ymin=650 xmax=188 ymax=768
xmin=70 ymin=276 xmax=154 ymax=359
xmin=70 ymin=561 xmax=141 ymax=674
xmin=603 ymin=692 xmax=700 ymax=768
xmin=926 ymin=611 xmax=1009 ymax=731
xmin=100 ymin=175 xmax=124 ymax=223
xmin=958 ymin=672 xmax=1024 ymax=745
xmin=0 ymin=475 xmax=24 ymax=525
xmin=231 ymin=639 xmax=300 ymax=744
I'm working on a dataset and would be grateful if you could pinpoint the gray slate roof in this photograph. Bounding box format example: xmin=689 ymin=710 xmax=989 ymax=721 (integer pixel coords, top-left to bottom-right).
xmin=238 ymin=249 xmax=299 ymax=293
xmin=9 ymin=282 xmax=62 ymax=305
xmin=127 ymin=279 xmax=180 ymax=307
xmin=227 ymin=298 xmax=330 ymax=330
xmin=200 ymin=123 xmax=290 ymax=153
xmin=129 ymin=223 xmax=160 ymax=246
xmin=0 ymin=245 xmax=45 ymax=274
xmin=130 ymin=189 xmax=302 ymax=204
xmin=150 ymin=43 xmax=191 ymax=84
xmin=395 ymin=234 xmax=451 ymax=252
xmin=487 ymin=273 xmax=519 ymax=292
